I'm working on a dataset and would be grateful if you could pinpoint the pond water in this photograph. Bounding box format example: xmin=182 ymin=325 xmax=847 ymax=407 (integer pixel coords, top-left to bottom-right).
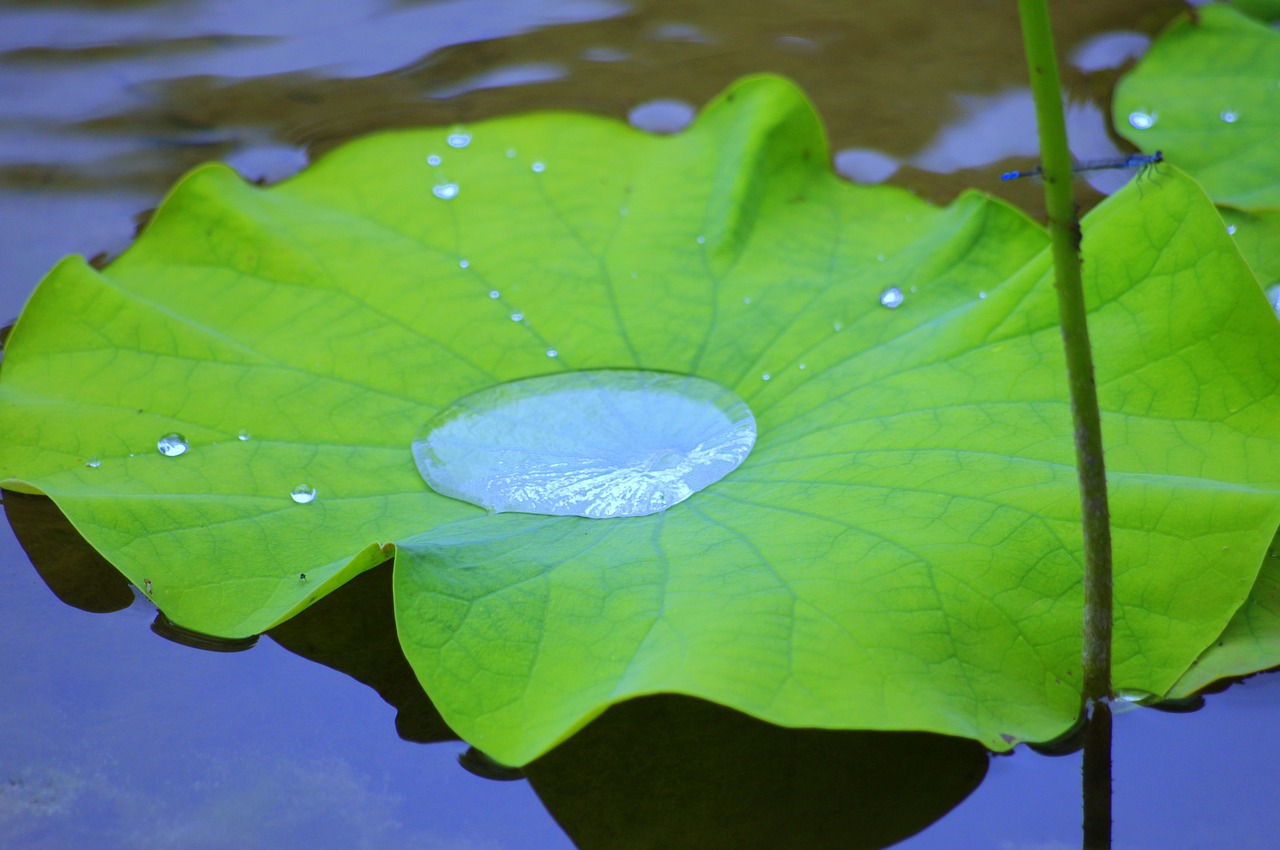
xmin=2 ymin=1 xmax=1276 ymax=847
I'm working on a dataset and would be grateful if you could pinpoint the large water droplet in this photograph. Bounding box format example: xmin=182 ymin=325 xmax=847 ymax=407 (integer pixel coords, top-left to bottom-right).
xmin=290 ymin=484 xmax=317 ymax=504
xmin=879 ymin=287 xmax=905 ymax=309
xmin=237 ymin=429 xmax=251 ymax=441
xmin=447 ymin=131 xmax=472 ymax=148
xmin=433 ymin=183 xmax=459 ymax=200
xmin=157 ymin=434 xmax=188 ymax=457
xmin=1128 ymin=111 xmax=1156 ymax=130
xmin=85 ymin=456 xmax=102 ymax=469
xmin=412 ymin=370 xmax=757 ymax=518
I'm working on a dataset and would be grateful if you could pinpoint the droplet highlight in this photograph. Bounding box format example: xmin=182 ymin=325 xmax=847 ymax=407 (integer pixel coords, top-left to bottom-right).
xmin=488 ymin=290 xmax=500 ymax=299
xmin=531 ymin=162 xmax=546 ymax=173
xmin=510 ymin=311 xmax=524 ymax=322
xmin=433 ymin=183 xmax=459 ymax=200
xmin=290 ymin=484 xmax=317 ymax=504
xmin=157 ymin=433 xmax=188 ymax=457
xmin=85 ymin=456 xmax=102 ymax=469
xmin=546 ymin=348 xmax=558 ymax=358
xmin=447 ymin=131 xmax=472 ymax=148
xmin=237 ymin=429 xmax=251 ymax=441
xmin=1220 ymin=110 xmax=1239 ymax=124
xmin=459 ymin=259 xmax=470 ymax=269
xmin=1128 ymin=111 xmax=1156 ymax=130
xmin=426 ymin=154 xmax=442 ymax=166
xmin=413 ymin=370 xmax=757 ymax=519
xmin=879 ymin=287 xmax=905 ymax=309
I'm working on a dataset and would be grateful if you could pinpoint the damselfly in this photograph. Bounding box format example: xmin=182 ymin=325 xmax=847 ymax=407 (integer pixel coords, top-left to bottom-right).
xmin=1001 ymin=150 xmax=1163 ymax=181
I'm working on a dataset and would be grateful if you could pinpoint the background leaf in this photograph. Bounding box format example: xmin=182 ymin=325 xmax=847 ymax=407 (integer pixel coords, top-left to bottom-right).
xmin=1113 ymin=4 xmax=1280 ymax=209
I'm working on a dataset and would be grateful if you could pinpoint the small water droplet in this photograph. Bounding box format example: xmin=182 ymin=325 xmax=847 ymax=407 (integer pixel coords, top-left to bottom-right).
xmin=879 ymin=287 xmax=905 ymax=309
xmin=531 ymin=162 xmax=546 ymax=173
xmin=85 ymin=456 xmax=102 ymax=468
xmin=798 ymin=363 xmax=806 ymax=370
xmin=833 ymin=321 xmax=843 ymax=332
xmin=1220 ymin=110 xmax=1239 ymax=124
xmin=459 ymin=259 xmax=470 ymax=269
xmin=1267 ymin=283 xmax=1280 ymax=318
xmin=511 ymin=312 xmax=524 ymax=322
xmin=1226 ymin=224 xmax=1237 ymax=235
xmin=447 ymin=131 xmax=472 ymax=148
xmin=876 ymin=254 xmax=885 ymax=262
xmin=488 ymin=290 xmax=500 ymax=299
xmin=290 ymin=484 xmax=317 ymax=504
xmin=909 ymin=285 xmax=918 ymax=293
xmin=630 ymin=270 xmax=638 ymax=278
xmin=505 ymin=148 xmax=517 ymax=159
xmin=696 ymin=235 xmax=706 ymax=245
xmin=546 ymin=348 xmax=558 ymax=358
xmin=761 ymin=372 xmax=771 ymax=381
xmin=237 ymin=429 xmax=251 ymax=441
xmin=157 ymin=433 xmax=188 ymax=457
xmin=426 ymin=154 xmax=442 ymax=166
xmin=742 ymin=296 xmax=752 ymax=305
xmin=978 ymin=291 xmax=988 ymax=300
xmin=1128 ymin=111 xmax=1156 ymax=130
xmin=433 ymin=183 xmax=459 ymax=200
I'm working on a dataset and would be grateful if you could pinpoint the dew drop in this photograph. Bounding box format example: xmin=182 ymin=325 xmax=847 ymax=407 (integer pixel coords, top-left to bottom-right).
xmin=1128 ymin=111 xmax=1156 ymax=130
xmin=488 ymin=290 xmax=500 ymax=299
xmin=459 ymin=259 xmax=470 ymax=269
xmin=876 ymin=253 xmax=885 ymax=262
xmin=1267 ymin=283 xmax=1280 ymax=319
xmin=426 ymin=154 xmax=442 ymax=166
xmin=412 ymin=370 xmax=756 ymax=518
xmin=879 ymin=286 xmax=905 ymax=309
xmin=742 ymin=296 xmax=752 ymax=305
xmin=696 ymin=235 xmax=706 ymax=245
xmin=85 ymin=456 xmax=102 ymax=469
xmin=531 ymin=162 xmax=546 ymax=173
xmin=505 ymin=148 xmax=517 ymax=159
xmin=433 ymin=183 xmax=459 ymax=200
xmin=619 ymin=206 xmax=628 ymax=216
xmin=290 ymin=484 xmax=317 ymax=504
xmin=237 ymin=429 xmax=251 ymax=441
xmin=546 ymin=348 xmax=558 ymax=358
xmin=978 ymin=291 xmax=988 ymax=300
xmin=447 ymin=131 xmax=472 ymax=148
xmin=761 ymin=372 xmax=771 ymax=381
xmin=511 ymin=311 xmax=524 ymax=322
xmin=833 ymin=321 xmax=843 ymax=332
xmin=1226 ymin=224 xmax=1237 ymax=235
xmin=798 ymin=363 xmax=806 ymax=370
xmin=1220 ymin=110 xmax=1239 ymax=124
xmin=157 ymin=433 xmax=188 ymax=457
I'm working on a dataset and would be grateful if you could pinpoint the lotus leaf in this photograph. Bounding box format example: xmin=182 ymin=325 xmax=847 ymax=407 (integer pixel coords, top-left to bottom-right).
xmin=1 ymin=75 xmax=1277 ymax=765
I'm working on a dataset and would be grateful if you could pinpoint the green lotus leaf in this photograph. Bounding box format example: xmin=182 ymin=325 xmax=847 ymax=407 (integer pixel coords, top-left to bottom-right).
xmin=1113 ymin=3 xmax=1280 ymax=209
xmin=1 ymin=76 xmax=1278 ymax=766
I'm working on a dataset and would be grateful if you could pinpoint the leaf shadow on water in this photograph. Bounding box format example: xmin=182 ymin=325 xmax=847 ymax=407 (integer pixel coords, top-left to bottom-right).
xmin=5 ymin=489 xmax=990 ymax=850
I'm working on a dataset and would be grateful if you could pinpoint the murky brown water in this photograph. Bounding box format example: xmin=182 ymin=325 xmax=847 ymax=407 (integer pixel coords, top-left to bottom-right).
xmin=3 ymin=1 xmax=1276 ymax=847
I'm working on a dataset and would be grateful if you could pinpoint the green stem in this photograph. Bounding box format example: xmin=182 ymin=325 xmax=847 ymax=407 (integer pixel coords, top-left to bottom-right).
xmin=1014 ymin=0 xmax=1113 ymax=704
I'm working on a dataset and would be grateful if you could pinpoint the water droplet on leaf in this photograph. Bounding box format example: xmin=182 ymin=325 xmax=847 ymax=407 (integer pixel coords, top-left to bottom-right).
xmin=85 ymin=456 xmax=101 ymax=468
xmin=290 ymin=484 xmax=317 ymax=504
xmin=426 ymin=154 xmax=442 ymax=166
xmin=413 ymin=370 xmax=756 ymax=518
xmin=511 ymin=311 xmax=524 ymax=322
xmin=531 ymin=162 xmax=546 ymax=173
xmin=879 ymin=287 xmax=905 ymax=309
xmin=157 ymin=434 xmax=188 ymax=457
xmin=433 ymin=183 xmax=459 ymax=200
xmin=237 ymin=429 xmax=251 ymax=441
xmin=1128 ymin=111 xmax=1156 ymax=130
xmin=447 ymin=131 xmax=472 ymax=148
xmin=1220 ymin=110 xmax=1239 ymax=124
